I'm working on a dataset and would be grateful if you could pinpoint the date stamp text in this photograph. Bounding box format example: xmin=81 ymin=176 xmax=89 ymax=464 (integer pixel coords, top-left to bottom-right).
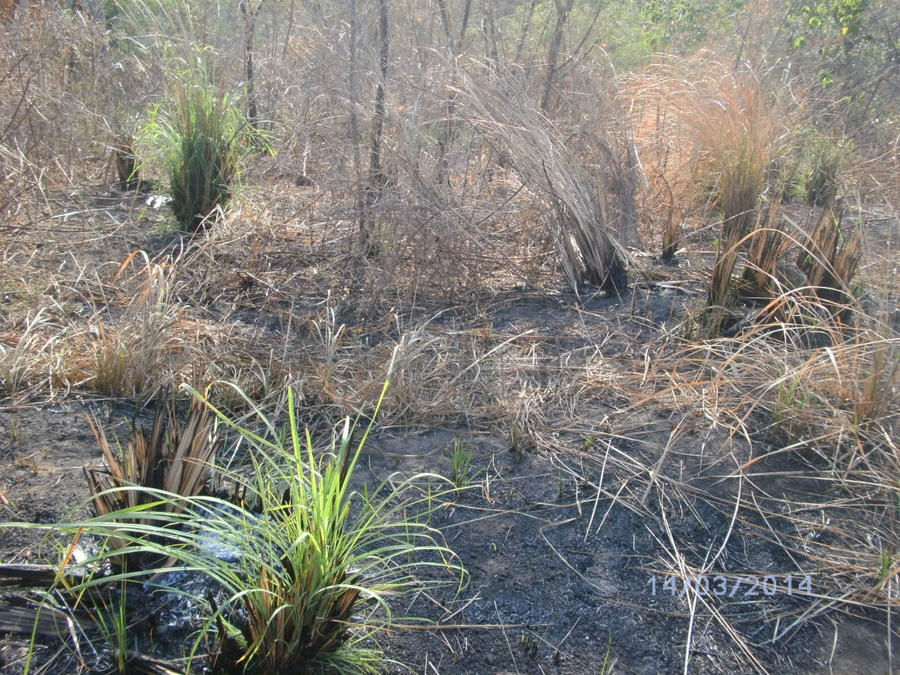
xmin=647 ymin=574 xmax=813 ymax=597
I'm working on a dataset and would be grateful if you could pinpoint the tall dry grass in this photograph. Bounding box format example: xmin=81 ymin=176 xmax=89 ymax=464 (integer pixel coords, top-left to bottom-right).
xmin=89 ymin=251 xmax=185 ymax=401
xmin=624 ymin=58 xmax=792 ymax=262
xmin=633 ymin=264 xmax=898 ymax=641
xmin=458 ymin=69 xmax=632 ymax=296
xmin=0 ymin=5 xmax=159 ymax=193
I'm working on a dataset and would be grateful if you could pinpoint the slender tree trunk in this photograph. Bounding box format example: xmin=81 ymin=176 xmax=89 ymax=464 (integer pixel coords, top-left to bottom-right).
xmin=733 ymin=8 xmax=754 ymax=72
xmin=458 ymin=0 xmax=472 ymax=46
xmin=349 ymin=0 xmax=364 ymax=236
xmin=436 ymin=0 xmax=455 ymax=54
xmin=368 ymin=0 xmax=389 ymax=190
xmin=554 ymin=2 xmax=605 ymax=78
xmin=282 ymin=0 xmax=295 ymax=60
xmin=239 ymin=0 xmax=263 ymax=129
xmin=540 ymin=0 xmax=574 ymax=114
xmin=360 ymin=0 xmax=389 ymax=256
xmin=480 ymin=0 xmax=500 ymax=68
xmin=435 ymin=0 xmax=472 ymax=186
xmin=514 ymin=0 xmax=538 ymax=66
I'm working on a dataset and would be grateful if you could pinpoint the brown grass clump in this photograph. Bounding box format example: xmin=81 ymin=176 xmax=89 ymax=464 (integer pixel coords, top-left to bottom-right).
xmin=625 ymin=58 xmax=790 ymax=267
xmin=88 ymin=252 xmax=184 ymax=402
xmin=85 ymin=395 xmax=219 ymax=567
xmin=797 ymin=203 xmax=863 ymax=313
xmin=684 ymin=63 xmax=785 ymax=230
xmin=622 ymin=68 xmax=699 ymax=256
xmin=692 ymin=68 xmax=786 ymax=335
xmin=0 ymin=308 xmax=60 ymax=401
xmin=740 ymin=200 xmax=792 ymax=298
xmin=458 ymin=71 xmax=632 ymax=296
xmin=703 ymin=200 xmax=866 ymax=338
xmin=647 ymin=289 xmax=896 ymax=614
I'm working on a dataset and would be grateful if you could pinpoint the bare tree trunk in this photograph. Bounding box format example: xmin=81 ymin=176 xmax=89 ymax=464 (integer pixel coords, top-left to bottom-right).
xmin=436 ymin=0 xmax=456 ymax=55
xmin=540 ymin=0 xmax=574 ymax=114
xmin=514 ymin=0 xmax=538 ymax=66
xmin=480 ymin=0 xmax=500 ymax=68
xmin=281 ymin=0 xmax=295 ymax=60
xmin=368 ymin=0 xmax=389 ymax=190
xmin=553 ymin=2 xmax=605 ymax=80
xmin=239 ymin=0 xmax=263 ymax=130
xmin=360 ymin=0 xmax=389 ymax=256
xmin=348 ymin=0 xmax=364 ymax=237
xmin=435 ymin=0 xmax=472 ymax=186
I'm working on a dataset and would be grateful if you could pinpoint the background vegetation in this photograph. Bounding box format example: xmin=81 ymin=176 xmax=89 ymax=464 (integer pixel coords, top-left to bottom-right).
xmin=0 ymin=0 xmax=896 ymax=672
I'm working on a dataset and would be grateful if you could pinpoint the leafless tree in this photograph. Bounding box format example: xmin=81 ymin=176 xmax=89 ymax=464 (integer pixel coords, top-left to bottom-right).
xmin=435 ymin=0 xmax=472 ymax=186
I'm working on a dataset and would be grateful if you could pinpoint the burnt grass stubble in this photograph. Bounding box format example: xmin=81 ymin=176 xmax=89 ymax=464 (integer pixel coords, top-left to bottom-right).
xmin=0 ymin=185 xmax=896 ymax=674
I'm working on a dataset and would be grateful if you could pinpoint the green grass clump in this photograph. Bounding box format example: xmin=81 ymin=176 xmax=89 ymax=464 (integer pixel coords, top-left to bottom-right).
xmin=195 ymin=382 xmax=463 ymax=673
xmin=151 ymin=70 xmax=248 ymax=232
xmin=2 ymin=360 xmax=464 ymax=674
xmin=447 ymin=439 xmax=474 ymax=489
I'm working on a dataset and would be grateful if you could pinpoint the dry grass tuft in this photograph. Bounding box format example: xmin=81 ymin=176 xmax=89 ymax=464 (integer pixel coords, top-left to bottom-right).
xmin=0 ymin=308 xmax=60 ymax=402
xmin=642 ymin=292 xmax=897 ymax=632
xmin=797 ymin=204 xmax=863 ymax=313
xmin=625 ymin=58 xmax=791 ymax=270
xmin=85 ymin=394 xmax=219 ymax=567
xmin=740 ymin=200 xmax=792 ymax=298
xmin=458 ymin=71 xmax=631 ymax=296
xmin=88 ymin=251 xmax=184 ymax=402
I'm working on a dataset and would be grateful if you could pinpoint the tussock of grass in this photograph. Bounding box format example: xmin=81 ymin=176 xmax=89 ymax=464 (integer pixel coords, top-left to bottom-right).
xmin=148 ymin=69 xmax=248 ymax=232
xmin=85 ymin=394 xmax=218 ymax=567
xmin=1 ymin=369 xmax=465 ymax=674
xmin=188 ymin=377 xmax=465 ymax=673
xmin=459 ymin=71 xmax=631 ymax=296
xmin=88 ymin=251 xmax=183 ymax=401
xmin=0 ymin=308 xmax=57 ymax=401
xmin=741 ymin=201 xmax=791 ymax=298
